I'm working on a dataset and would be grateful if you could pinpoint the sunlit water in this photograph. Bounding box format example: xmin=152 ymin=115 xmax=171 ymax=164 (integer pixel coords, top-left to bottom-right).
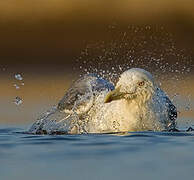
xmin=1 ymin=125 xmax=194 ymax=180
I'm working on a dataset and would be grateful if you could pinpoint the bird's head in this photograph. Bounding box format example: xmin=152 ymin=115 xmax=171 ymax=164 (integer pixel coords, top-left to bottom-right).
xmin=104 ymin=68 xmax=157 ymax=103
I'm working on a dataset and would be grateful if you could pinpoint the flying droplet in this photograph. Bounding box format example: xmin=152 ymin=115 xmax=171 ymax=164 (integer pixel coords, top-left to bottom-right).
xmin=13 ymin=84 xmax=20 ymax=89
xmin=14 ymin=74 xmax=23 ymax=81
xmin=14 ymin=96 xmax=23 ymax=105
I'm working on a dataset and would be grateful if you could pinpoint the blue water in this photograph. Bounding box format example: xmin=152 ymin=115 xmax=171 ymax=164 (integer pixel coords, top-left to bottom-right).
xmin=1 ymin=127 xmax=194 ymax=180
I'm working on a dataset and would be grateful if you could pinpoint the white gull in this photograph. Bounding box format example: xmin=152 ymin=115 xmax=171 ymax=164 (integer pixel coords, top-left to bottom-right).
xmin=28 ymin=68 xmax=177 ymax=134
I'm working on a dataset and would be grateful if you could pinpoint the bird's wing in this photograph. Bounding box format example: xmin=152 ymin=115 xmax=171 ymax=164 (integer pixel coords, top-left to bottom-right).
xmin=28 ymin=74 xmax=114 ymax=134
xmin=57 ymin=74 xmax=115 ymax=114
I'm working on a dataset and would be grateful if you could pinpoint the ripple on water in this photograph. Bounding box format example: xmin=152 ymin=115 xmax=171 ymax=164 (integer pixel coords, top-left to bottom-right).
xmin=1 ymin=126 xmax=194 ymax=180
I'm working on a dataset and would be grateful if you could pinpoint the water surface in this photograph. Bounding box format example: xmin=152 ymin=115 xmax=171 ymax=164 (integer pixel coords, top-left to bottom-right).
xmin=1 ymin=126 xmax=194 ymax=180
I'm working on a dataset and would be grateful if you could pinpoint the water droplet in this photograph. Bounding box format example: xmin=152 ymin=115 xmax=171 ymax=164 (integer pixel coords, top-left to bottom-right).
xmin=13 ymin=84 xmax=20 ymax=89
xmin=185 ymin=105 xmax=191 ymax=111
xmin=14 ymin=74 xmax=23 ymax=81
xmin=14 ymin=96 xmax=23 ymax=105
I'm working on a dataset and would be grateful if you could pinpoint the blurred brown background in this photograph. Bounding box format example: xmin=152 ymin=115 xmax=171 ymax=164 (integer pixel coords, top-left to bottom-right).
xmin=0 ymin=0 xmax=193 ymax=125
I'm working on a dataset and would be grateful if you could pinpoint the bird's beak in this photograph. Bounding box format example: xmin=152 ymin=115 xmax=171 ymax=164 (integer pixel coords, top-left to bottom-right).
xmin=104 ymin=87 xmax=125 ymax=103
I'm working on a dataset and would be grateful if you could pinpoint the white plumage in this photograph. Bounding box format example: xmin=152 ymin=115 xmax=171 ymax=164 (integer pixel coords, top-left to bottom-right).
xmin=28 ymin=68 xmax=177 ymax=134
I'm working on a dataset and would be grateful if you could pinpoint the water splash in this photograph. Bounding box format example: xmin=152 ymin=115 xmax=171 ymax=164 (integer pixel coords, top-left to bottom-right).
xmin=76 ymin=25 xmax=192 ymax=84
xmin=13 ymin=84 xmax=20 ymax=90
xmin=14 ymin=74 xmax=23 ymax=81
xmin=13 ymin=73 xmax=25 ymax=105
xmin=74 ymin=25 xmax=193 ymax=127
xmin=14 ymin=96 xmax=23 ymax=106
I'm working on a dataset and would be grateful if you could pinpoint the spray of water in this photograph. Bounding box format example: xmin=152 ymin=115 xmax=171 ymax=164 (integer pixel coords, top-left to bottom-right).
xmin=29 ymin=25 xmax=193 ymax=134
xmin=13 ymin=73 xmax=24 ymax=106
xmin=74 ymin=25 xmax=193 ymax=128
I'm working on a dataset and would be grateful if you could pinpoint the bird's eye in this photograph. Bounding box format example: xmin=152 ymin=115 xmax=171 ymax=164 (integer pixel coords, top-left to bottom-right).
xmin=138 ymin=81 xmax=144 ymax=86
